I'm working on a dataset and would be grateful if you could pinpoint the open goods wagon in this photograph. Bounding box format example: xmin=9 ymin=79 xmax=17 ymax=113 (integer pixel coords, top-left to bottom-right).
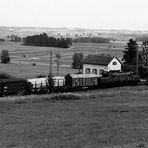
xmin=27 ymin=76 xmax=65 ymax=93
xmin=27 ymin=78 xmax=48 ymax=93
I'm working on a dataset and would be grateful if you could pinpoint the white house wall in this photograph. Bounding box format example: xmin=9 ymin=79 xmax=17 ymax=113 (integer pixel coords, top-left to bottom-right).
xmin=83 ymin=58 xmax=121 ymax=76
xmin=108 ymin=58 xmax=121 ymax=71
xmin=83 ymin=64 xmax=106 ymax=76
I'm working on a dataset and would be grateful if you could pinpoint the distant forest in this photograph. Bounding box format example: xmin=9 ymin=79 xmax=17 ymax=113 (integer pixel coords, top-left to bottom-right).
xmin=24 ymin=33 xmax=72 ymax=48
xmin=73 ymin=37 xmax=110 ymax=43
xmin=134 ymin=34 xmax=148 ymax=42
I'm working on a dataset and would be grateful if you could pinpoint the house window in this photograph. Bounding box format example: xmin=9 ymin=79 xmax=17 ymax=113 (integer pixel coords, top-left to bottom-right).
xmin=92 ymin=69 xmax=97 ymax=74
xmin=113 ymin=62 xmax=117 ymax=65
xmin=86 ymin=68 xmax=90 ymax=74
xmin=99 ymin=69 xmax=104 ymax=75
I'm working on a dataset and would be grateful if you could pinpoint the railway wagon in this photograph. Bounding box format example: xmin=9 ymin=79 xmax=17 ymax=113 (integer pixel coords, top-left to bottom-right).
xmin=53 ymin=76 xmax=65 ymax=87
xmin=27 ymin=76 xmax=65 ymax=93
xmin=0 ymin=78 xmax=28 ymax=96
xmin=99 ymin=72 xmax=140 ymax=87
xmin=65 ymin=74 xmax=100 ymax=90
xmin=27 ymin=78 xmax=48 ymax=93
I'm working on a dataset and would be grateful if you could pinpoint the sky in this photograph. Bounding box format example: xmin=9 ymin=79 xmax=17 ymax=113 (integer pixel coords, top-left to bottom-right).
xmin=0 ymin=0 xmax=148 ymax=30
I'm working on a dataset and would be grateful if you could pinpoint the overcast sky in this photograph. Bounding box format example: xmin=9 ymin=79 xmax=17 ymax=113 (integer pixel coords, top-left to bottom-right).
xmin=0 ymin=0 xmax=148 ymax=30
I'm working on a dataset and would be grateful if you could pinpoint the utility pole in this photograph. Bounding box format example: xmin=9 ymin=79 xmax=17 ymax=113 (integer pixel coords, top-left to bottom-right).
xmin=136 ymin=45 xmax=138 ymax=75
xmin=55 ymin=53 xmax=61 ymax=76
xmin=49 ymin=51 xmax=53 ymax=76
xmin=56 ymin=59 xmax=59 ymax=76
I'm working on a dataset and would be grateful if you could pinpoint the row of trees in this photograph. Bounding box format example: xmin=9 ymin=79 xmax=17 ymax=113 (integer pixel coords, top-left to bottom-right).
xmin=24 ymin=33 xmax=72 ymax=48
xmin=7 ymin=35 xmax=22 ymax=42
xmin=73 ymin=37 xmax=110 ymax=43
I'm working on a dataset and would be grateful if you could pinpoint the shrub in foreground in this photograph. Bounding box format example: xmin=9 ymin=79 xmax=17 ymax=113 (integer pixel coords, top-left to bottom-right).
xmin=46 ymin=93 xmax=82 ymax=101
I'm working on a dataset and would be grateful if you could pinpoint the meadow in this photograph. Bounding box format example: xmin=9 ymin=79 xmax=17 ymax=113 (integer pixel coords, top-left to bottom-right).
xmin=0 ymin=41 xmax=148 ymax=148
xmin=0 ymin=41 xmax=125 ymax=78
xmin=0 ymin=85 xmax=148 ymax=147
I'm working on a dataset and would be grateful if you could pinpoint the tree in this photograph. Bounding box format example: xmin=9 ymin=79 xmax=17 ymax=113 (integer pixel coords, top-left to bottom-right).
xmin=1 ymin=50 xmax=10 ymax=63
xmin=123 ymin=39 xmax=138 ymax=65
xmin=72 ymin=52 xmax=83 ymax=71
xmin=47 ymin=74 xmax=54 ymax=93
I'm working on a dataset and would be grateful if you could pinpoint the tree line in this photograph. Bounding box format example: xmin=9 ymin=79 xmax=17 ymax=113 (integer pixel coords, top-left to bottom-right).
xmin=122 ymin=39 xmax=148 ymax=78
xmin=24 ymin=33 xmax=72 ymax=48
xmin=73 ymin=37 xmax=110 ymax=43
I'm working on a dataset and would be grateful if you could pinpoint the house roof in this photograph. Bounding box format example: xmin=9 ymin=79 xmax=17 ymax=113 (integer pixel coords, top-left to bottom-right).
xmin=83 ymin=54 xmax=117 ymax=66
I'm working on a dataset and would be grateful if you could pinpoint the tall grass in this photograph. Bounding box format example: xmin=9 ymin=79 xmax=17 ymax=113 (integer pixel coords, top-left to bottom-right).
xmin=1 ymin=85 xmax=148 ymax=105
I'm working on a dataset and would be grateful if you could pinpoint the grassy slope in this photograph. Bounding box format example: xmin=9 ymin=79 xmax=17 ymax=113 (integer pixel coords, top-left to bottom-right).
xmin=0 ymin=41 xmax=125 ymax=78
xmin=0 ymin=63 xmax=77 ymax=78
xmin=0 ymin=86 xmax=148 ymax=147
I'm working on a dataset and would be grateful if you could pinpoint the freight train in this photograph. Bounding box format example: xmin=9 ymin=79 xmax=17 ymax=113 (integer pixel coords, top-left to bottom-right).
xmin=0 ymin=72 xmax=140 ymax=96
xmin=65 ymin=72 xmax=140 ymax=90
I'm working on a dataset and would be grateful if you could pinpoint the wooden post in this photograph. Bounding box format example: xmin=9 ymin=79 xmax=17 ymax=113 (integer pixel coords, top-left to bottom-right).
xmin=57 ymin=58 xmax=59 ymax=76
xmin=49 ymin=51 xmax=53 ymax=76
xmin=136 ymin=45 xmax=138 ymax=75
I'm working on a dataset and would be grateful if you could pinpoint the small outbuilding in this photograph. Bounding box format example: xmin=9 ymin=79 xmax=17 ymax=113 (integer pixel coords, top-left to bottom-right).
xmin=83 ymin=54 xmax=121 ymax=76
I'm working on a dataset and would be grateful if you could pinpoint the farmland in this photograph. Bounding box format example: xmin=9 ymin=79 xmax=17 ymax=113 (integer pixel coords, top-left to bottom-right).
xmin=0 ymin=86 xmax=148 ymax=147
xmin=0 ymin=41 xmax=125 ymax=78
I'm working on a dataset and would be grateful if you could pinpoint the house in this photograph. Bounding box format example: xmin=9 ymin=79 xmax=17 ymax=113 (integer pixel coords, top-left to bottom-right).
xmin=83 ymin=54 xmax=121 ymax=76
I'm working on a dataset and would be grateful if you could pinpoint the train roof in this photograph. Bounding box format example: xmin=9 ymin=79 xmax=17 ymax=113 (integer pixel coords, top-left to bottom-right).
xmin=53 ymin=76 xmax=64 ymax=80
xmin=65 ymin=74 xmax=101 ymax=78
xmin=0 ymin=78 xmax=27 ymax=83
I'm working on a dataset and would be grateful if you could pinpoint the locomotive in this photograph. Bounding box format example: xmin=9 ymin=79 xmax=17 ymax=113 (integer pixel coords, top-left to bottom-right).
xmin=0 ymin=72 xmax=140 ymax=96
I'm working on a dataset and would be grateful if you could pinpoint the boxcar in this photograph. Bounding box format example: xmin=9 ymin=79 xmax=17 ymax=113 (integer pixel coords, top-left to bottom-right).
xmin=65 ymin=74 xmax=100 ymax=89
xmin=0 ymin=78 xmax=27 ymax=96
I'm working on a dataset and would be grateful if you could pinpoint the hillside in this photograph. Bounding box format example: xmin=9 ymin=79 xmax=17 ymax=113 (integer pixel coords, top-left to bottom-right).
xmin=0 ymin=85 xmax=148 ymax=147
xmin=1 ymin=26 xmax=148 ymax=41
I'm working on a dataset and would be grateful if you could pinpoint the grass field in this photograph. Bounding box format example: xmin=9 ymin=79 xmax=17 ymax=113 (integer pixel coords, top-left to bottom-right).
xmin=0 ymin=41 xmax=125 ymax=78
xmin=0 ymin=86 xmax=148 ymax=147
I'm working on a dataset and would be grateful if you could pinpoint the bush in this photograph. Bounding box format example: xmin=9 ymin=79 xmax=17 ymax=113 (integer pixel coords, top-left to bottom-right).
xmin=32 ymin=63 xmax=36 ymax=66
xmin=121 ymin=64 xmax=136 ymax=73
xmin=138 ymin=65 xmax=148 ymax=79
xmin=49 ymin=93 xmax=82 ymax=100
xmin=1 ymin=50 xmax=10 ymax=63
xmin=36 ymin=73 xmax=46 ymax=78
xmin=122 ymin=64 xmax=148 ymax=79
xmin=0 ymin=73 xmax=15 ymax=79
xmin=0 ymin=38 xmax=5 ymax=42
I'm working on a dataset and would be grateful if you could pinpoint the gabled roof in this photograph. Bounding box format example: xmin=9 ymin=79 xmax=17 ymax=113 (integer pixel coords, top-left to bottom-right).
xmin=83 ymin=54 xmax=117 ymax=66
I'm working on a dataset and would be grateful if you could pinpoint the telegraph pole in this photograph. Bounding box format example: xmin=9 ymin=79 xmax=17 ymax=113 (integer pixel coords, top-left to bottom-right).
xmin=136 ymin=45 xmax=138 ymax=75
xmin=55 ymin=53 xmax=61 ymax=76
xmin=49 ymin=51 xmax=53 ymax=76
xmin=56 ymin=59 xmax=59 ymax=76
